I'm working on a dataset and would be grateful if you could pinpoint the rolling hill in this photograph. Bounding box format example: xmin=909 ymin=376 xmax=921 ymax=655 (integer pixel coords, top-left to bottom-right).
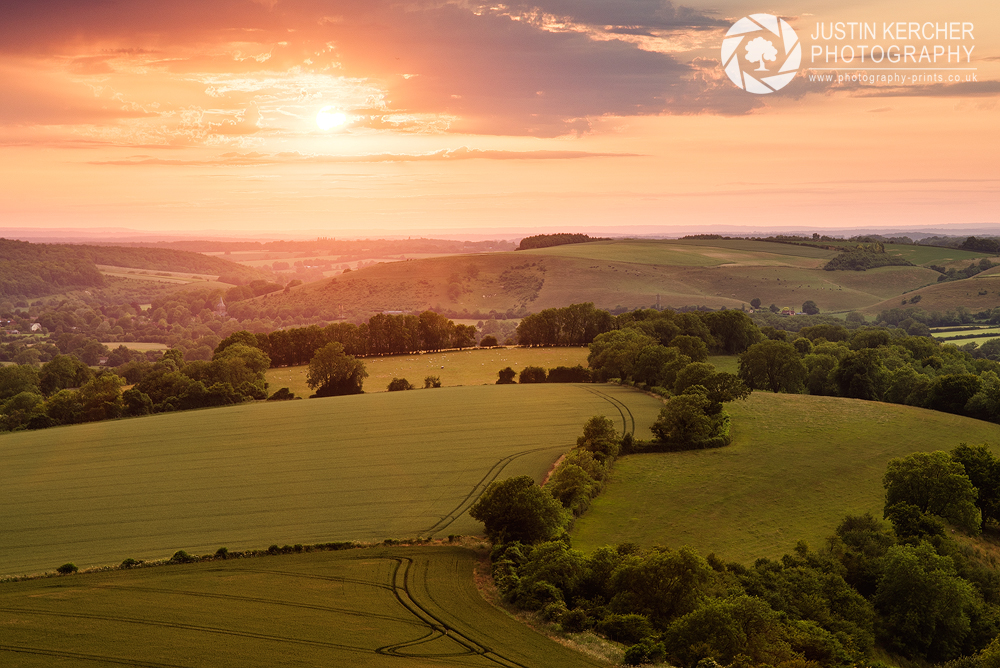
xmin=571 ymin=392 xmax=1000 ymax=562
xmin=253 ymin=238 xmax=996 ymax=319
xmin=0 ymin=384 xmax=661 ymax=577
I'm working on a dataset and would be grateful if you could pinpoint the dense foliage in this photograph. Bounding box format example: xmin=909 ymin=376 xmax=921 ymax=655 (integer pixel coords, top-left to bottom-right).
xmin=516 ymin=233 xmax=608 ymax=251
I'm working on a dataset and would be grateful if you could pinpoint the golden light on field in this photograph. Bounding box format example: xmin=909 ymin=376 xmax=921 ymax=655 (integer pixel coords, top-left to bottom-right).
xmin=316 ymin=107 xmax=347 ymax=132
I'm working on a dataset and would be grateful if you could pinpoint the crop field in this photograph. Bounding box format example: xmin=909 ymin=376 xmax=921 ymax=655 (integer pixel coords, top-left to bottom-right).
xmin=268 ymin=238 xmax=975 ymax=318
xmin=266 ymin=346 xmax=590 ymax=397
xmin=0 ymin=545 xmax=604 ymax=668
xmin=571 ymin=392 xmax=1000 ymax=563
xmin=0 ymin=384 xmax=661 ymax=577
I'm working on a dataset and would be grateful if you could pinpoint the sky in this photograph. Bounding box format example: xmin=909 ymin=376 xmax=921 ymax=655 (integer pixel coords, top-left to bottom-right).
xmin=0 ymin=0 xmax=997 ymax=239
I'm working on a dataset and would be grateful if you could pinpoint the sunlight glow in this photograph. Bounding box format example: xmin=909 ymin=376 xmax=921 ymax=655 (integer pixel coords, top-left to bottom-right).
xmin=316 ymin=107 xmax=347 ymax=131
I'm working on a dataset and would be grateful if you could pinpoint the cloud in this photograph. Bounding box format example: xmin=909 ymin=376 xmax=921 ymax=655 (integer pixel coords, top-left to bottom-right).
xmin=89 ymin=147 xmax=641 ymax=166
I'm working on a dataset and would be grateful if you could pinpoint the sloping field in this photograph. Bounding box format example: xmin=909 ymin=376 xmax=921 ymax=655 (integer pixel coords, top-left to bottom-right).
xmin=571 ymin=393 xmax=1000 ymax=562
xmin=865 ymin=273 xmax=1000 ymax=315
xmin=267 ymin=239 xmax=970 ymax=317
xmin=267 ymin=346 xmax=589 ymax=397
xmin=0 ymin=384 xmax=661 ymax=577
xmin=0 ymin=545 xmax=604 ymax=667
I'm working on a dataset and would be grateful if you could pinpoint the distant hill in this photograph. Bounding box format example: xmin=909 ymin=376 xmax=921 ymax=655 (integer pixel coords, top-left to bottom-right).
xmin=516 ymin=233 xmax=608 ymax=251
xmin=0 ymin=239 xmax=269 ymax=299
xmin=247 ymin=238 xmax=990 ymax=320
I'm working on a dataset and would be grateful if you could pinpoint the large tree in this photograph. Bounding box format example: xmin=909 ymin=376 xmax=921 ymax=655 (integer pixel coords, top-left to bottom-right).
xmin=738 ymin=340 xmax=806 ymax=393
xmin=306 ymin=342 xmax=368 ymax=397
xmin=469 ymin=475 xmax=567 ymax=544
xmin=883 ymin=451 xmax=981 ymax=534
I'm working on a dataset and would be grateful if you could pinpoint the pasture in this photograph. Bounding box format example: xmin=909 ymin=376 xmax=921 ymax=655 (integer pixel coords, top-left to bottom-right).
xmin=0 ymin=545 xmax=604 ymax=667
xmin=571 ymin=392 xmax=1000 ymax=562
xmin=0 ymin=384 xmax=661 ymax=577
xmin=266 ymin=346 xmax=590 ymax=397
xmin=269 ymin=238 xmax=974 ymax=318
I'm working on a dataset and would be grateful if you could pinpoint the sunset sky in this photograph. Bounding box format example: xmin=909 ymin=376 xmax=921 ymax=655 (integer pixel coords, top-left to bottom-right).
xmin=1 ymin=0 xmax=997 ymax=239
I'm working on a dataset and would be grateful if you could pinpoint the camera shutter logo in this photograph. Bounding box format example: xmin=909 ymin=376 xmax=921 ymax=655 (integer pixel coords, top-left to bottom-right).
xmin=722 ymin=14 xmax=801 ymax=94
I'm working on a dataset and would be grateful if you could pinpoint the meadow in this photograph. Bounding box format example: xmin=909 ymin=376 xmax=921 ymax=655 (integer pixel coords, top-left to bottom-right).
xmin=0 ymin=384 xmax=661 ymax=577
xmin=0 ymin=545 xmax=605 ymax=667
xmin=268 ymin=238 xmax=1000 ymax=319
xmin=571 ymin=392 xmax=1000 ymax=562
xmin=266 ymin=346 xmax=590 ymax=397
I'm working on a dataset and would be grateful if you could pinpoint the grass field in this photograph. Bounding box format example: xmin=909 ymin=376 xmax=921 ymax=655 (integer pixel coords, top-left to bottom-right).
xmin=100 ymin=341 xmax=169 ymax=351
xmin=865 ymin=273 xmax=1000 ymax=315
xmin=0 ymin=545 xmax=605 ymax=667
xmin=0 ymin=384 xmax=661 ymax=577
xmin=571 ymin=392 xmax=1000 ymax=563
xmin=266 ymin=346 xmax=590 ymax=397
xmin=265 ymin=238 xmax=999 ymax=319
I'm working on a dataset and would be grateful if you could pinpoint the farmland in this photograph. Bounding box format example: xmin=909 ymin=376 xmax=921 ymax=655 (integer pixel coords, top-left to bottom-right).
xmin=0 ymin=545 xmax=604 ymax=667
xmin=260 ymin=238 xmax=999 ymax=319
xmin=571 ymin=392 xmax=1000 ymax=562
xmin=266 ymin=346 xmax=590 ymax=396
xmin=0 ymin=384 xmax=661 ymax=577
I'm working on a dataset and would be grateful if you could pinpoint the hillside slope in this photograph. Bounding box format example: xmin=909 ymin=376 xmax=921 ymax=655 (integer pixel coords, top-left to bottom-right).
xmin=571 ymin=392 xmax=1000 ymax=561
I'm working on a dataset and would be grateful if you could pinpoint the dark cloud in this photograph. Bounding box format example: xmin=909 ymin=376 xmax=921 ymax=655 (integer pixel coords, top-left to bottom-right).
xmin=495 ymin=0 xmax=728 ymax=30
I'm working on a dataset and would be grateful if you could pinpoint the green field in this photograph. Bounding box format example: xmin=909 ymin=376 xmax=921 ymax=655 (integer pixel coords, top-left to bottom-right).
xmin=267 ymin=346 xmax=590 ymax=397
xmin=571 ymin=392 xmax=1000 ymax=562
xmin=0 ymin=384 xmax=661 ymax=577
xmin=0 ymin=545 xmax=604 ymax=667
xmin=266 ymin=238 xmax=997 ymax=319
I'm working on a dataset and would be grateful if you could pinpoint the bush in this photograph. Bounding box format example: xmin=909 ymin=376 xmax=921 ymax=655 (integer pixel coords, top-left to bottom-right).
xmin=120 ymin=558 xmax=142 ymax=569
xmin=562 ymin=608 xmax=590 ymax=632
xmin=267 ymin=387 xmax=295 ymax=401
xmin=624 ymin=638 xmax=667 ymax=666
xmin=215 ymin=547 xmax=230 ymax=559
xmin=547 ymin=365 xmax=592 ymax=383
xmin=518 ymin=366 xmax=547 ymax=383
xmin=170 ymin=550 xmax=198 ymax=563
xmin=596 ymin=613 xmax=654 ymax=645
xmin=387 ymin=377 xmax=415 ymax=391
xmin=56 ymin=563 xmax=78 ymax=575
xmin=480 ymin=335 xmax=498 ymax=347
xmin=496 ymin=367 xmax=516 ymax=384
xmin=423 ymin=375 xmax=442 ymax=388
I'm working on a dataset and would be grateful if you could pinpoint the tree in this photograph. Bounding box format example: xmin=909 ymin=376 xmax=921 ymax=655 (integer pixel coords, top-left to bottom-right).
xmin=750 ymin=297 xmax=762 ymax=309
xmin=588 ymin=329 xmax=658 ymax=381
xmin=0 ymin=364 xmax=41 ymax=401
xmin=39 ymin=355 xmax=93 ymax=396
xmin=479 ymin=335 xmax=498 ymax=348
xmin=738 ymin=340 xmax=806 ymax=393
xmin=883 ymin=451 xmax=981 ymax=534
xmin=387 ymin=377 xmax=414 ymax=391
xmin=306 ymin=342 xmax=367 ymax=397
xmin=423 ymin=375 xmax=442 ymax=388
xmin=576 ymin=415 xmax=620 ymax=463
xmin=651 ymin=390 xmax=715 ymax=447
xmin=801 ymin=300 xmax=820 ymax=315
xmin=950 ymin=443 xmax=1000 ymax=529
xmin=469 ymin=475 xmax=567 ymax=544
xmin=518 ymin=366 xmax=547 ymax=383
xmin=745 ymin=36 xmax=778 ymax=71
xmin=496 ymin=367 xmax=516 ymax=384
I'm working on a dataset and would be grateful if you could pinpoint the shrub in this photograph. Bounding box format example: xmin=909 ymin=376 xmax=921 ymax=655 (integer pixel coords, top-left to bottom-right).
xmin=387 ymin=377 xmax=415 ymax=391
xmin=423 ymin=375 xmax=442 ymax=388
xmin=120 ymin=558 xmax=142 ymax=569
xmin=267 ymin=387 xmax=295 ymax=401
xmin=518 ymin=366 xmax=547 ymax=383
xmin=624 ymin=638 xmax=667 ymax=666
xmin=596 ymin=613 xmax=654 ymax=645
xmin=547 ymin=365 xmax=592 ymax=383
xmin=215 ymin=547 xmax=230 ymax=559
xmin=170 ymin=550 xmax=198 ymax=563
xmin=561 ymin=608 xmax=589 ymax=633
xmin=479 ymin=335 xmax=499 ymax=347
xmin=496 ymin=367 xmax=516 ymax=384
xmin=56 ymin=563 xmax=78 ymax=575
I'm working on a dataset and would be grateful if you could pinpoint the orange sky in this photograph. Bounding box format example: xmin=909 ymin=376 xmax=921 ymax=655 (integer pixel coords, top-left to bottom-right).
xmin=0 ymin=0 xmax=997 ymax=238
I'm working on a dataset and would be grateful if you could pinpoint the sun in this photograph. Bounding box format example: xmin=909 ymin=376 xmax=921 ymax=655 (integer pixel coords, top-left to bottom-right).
xmin=316 ymin=107 xmax=347 ymax=131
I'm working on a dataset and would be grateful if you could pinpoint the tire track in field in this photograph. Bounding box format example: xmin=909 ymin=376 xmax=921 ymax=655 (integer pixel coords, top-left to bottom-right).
xmin=0 ymin=606 xmax=372 ymax=655
xmin=583 ymin=386 xmax=636 ymax=436
xmin=97 ymin=583 xmax=423 ymax=627
xmin=0 ymin=645 xmax=188 ymax=667
xmin=419 ymin=445 xmax=563 ymax=539
xmin=376 ymin=557 xmax=534 ymax=668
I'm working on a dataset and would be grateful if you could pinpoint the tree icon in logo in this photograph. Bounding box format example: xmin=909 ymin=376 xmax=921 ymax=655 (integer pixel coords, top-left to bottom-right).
xmin=745 ymin=37 xmax=777 ymax=71
xmin=721 ymin=14 xmax=800 ymax=94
